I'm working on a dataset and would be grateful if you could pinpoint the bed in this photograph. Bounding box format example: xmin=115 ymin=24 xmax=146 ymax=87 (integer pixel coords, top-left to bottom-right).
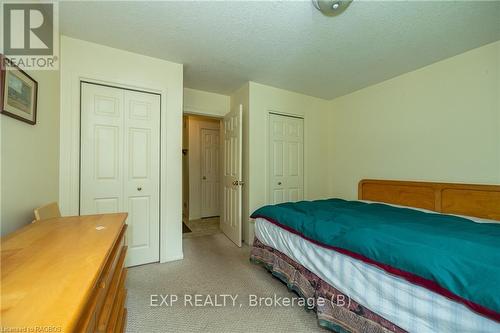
xmin=250 ymin=179 xmax=500 ymax=333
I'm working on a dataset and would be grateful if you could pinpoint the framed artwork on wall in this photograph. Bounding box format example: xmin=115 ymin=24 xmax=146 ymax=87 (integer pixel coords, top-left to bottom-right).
xmin=0 ymin=55 xmax=38 ymax=125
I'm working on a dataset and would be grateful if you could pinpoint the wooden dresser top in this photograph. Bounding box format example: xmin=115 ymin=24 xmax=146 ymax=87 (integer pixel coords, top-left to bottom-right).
xmin=0 ymin=213 xmax=127 ymax=331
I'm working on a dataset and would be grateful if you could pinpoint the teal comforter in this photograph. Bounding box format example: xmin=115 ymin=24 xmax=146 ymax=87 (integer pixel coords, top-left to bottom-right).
xmin=251 ymin=199 xmax=500 ymax=322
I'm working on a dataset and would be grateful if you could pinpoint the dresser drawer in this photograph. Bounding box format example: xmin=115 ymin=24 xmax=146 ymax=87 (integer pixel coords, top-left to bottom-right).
xmin=77 ymin=224 xmax=128 ymax=332
xmin=106 ymin=278 xmax=127 ymax=333
xmin=117 ymin=308 xmax=127 ymax=333
xmin=96 ymin=249 xmax=128 ymax=332
xmin=99 ymin=226 xmax=127 ymax=291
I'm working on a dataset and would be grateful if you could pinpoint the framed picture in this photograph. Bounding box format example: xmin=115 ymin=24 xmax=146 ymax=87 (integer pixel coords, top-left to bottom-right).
xmin=0 ymin=55 xmax=38 ymax=125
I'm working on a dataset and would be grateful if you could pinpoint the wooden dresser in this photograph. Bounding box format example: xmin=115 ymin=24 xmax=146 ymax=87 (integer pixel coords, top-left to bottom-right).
xmin=1 ymin=213 xmax=128 ymax=332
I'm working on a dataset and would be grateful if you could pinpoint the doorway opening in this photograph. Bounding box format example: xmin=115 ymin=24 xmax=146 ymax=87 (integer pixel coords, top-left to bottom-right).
xmin=182 ymin=114 xmax=222 ymax=238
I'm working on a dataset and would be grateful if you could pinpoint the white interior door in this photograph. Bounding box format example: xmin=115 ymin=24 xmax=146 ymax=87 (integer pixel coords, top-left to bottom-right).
xmin=80 ymin=82 xmax=160 ymax=267
xmin=269 ymin=113 xmax=304 ymax=204
xmin=221 ymin=105 xmax=243 ymax=247
xmin=201 ymin=128 xmax=220 ymax=217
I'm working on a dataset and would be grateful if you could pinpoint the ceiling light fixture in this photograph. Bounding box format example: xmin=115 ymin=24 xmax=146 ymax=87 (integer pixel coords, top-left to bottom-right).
xmin=312 ymin=0 xmax=353 ymax=16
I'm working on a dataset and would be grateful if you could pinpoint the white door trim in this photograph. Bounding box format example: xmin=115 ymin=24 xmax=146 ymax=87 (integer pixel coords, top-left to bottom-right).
xmin=59 ymin=76 xmax=178 ymax=263
xmin=268 ymin=111 xmax=304 ymax=120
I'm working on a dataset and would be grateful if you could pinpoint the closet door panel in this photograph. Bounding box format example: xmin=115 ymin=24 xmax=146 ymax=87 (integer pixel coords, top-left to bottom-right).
xmin=123 ymin=90 xmax=160 ymax=267
xmin=80 ymin=83 xmax=124 ymax=215
xmin=269 ymin=114 xmax=304 ymax=204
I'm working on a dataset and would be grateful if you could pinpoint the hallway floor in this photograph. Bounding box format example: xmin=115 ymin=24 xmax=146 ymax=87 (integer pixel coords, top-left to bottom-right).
xmin=183 ymin=217 xmax=221 ymax=238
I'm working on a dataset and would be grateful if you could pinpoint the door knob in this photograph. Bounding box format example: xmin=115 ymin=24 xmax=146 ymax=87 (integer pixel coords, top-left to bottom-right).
xmin=137 ymin=187 xmax=142 ymax=191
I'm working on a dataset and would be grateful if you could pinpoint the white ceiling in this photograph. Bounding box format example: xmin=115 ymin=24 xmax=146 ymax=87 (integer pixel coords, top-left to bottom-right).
xmin=60 ymin=1 xmax=500 ymax=100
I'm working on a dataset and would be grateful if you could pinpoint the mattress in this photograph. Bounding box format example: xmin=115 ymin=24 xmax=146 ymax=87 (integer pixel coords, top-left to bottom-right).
xmin=255 ymin=217 xmax=499 ymax=333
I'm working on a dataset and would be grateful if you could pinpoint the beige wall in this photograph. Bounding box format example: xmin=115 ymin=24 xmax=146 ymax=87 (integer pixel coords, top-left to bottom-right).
xmin=186 ymin=115 xmax=220 ymax=220
xmin=246 ymin=82 xmax=330 ymax=242
xmin=327 ymin=41 xmax=500 ymax=199
xmin=184 ymin=88 xmax=230 ymax=117
xmin=1 ymin=69 xmax=60 ymax=236
xmin=59 ymin=36 xmax=184 ymax=262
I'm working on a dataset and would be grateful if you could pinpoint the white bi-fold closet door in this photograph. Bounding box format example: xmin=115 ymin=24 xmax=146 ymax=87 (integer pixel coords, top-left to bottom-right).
xmin=80 ymin=82 xmax=160 ymax=267
xmin=269 ymin=113 xmax=304 ymax=204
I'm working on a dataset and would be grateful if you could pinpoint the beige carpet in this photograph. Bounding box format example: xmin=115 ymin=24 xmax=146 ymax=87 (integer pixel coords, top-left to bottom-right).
xmin=126 ymin=233 xmax=329 ymax=332
xmin=183 ymin=217 xmax=221 ymax=239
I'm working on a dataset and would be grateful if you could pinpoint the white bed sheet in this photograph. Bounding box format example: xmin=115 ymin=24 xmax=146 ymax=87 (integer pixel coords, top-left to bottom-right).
xmin=255 ymin=217 xmax=499 ymax=333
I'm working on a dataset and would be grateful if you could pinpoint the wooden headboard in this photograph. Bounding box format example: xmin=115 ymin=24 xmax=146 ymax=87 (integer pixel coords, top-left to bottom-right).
xmin=358 ymin=179 xmax=500 ymax=221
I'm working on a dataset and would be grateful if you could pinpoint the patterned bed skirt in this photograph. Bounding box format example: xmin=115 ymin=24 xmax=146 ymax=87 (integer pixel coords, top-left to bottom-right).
xmin=250 ymin=237 xmax=407 ymax=333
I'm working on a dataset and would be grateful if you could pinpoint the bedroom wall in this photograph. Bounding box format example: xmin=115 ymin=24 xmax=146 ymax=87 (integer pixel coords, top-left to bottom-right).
xmin=247 ymin=82 xmax=330 ymax=242
xmin=184 ymin=88 xmax=230 ymax=117
xmin=59 ymin=36 xmax=184 ymax=262
xmin=1 ymin=69 xmax=60 ymax=236
xmin=327 ymin=41 xmax=500 ymax=199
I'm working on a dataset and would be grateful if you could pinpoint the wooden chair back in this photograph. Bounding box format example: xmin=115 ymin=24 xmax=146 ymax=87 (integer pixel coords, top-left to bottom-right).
xmin=34 ymin=202 xmax=61 ymax=221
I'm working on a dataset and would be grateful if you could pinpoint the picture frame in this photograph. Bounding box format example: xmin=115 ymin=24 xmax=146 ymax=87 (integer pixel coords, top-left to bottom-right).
xmin=0 ymin=55 xmax=38 ymax=125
